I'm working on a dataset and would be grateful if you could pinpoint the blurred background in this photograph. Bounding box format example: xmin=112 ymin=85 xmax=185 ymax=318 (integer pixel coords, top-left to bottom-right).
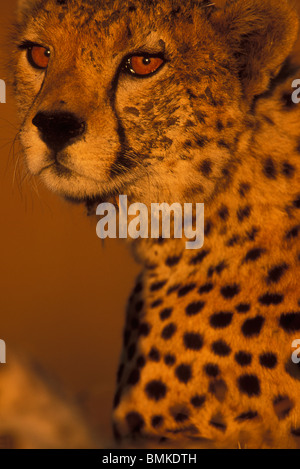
xmin=0 ymin=0 xmax=139 ymax=441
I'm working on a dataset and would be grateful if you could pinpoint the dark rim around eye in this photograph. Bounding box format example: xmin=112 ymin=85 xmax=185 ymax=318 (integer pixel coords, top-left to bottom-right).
xmin=123 ymin=54 xmax=166 ymax=78
xmin=26 ymin=46 xmax=51 ymax=70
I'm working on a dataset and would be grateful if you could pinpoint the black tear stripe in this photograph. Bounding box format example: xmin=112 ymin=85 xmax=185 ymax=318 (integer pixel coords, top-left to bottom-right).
xmin=108 ymin=65 xmax=138 ymax=176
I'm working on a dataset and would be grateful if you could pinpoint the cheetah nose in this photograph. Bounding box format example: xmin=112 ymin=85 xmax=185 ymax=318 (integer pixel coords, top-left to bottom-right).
xmin=32 ymin=111 xmax=86 ymax=152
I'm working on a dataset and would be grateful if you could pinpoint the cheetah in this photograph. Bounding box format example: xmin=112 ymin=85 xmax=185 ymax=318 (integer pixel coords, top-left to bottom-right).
xmin=8 ymin=0 xmax=300 ymax=449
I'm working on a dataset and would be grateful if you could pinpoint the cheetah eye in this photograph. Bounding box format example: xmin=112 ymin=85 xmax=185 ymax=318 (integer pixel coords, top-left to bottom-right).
xmin=26 ymin=45 xmax=51 ymax=70
xmin=124 ymin=55 xmax=165 ymax=77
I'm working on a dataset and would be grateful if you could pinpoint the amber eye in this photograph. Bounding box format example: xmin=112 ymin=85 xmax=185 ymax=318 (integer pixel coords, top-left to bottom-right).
xmin=28 ymin=46 xmax=51 ymax=70
xmin=125 ymin=55 xmax=164 ymax=77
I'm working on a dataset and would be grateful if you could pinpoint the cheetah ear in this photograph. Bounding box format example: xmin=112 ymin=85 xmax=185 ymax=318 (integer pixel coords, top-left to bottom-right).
xmin=211 ymin=0 xmax=299 ymax=99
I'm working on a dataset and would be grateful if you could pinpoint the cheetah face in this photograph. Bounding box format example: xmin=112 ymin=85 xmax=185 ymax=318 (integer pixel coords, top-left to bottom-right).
xmin=13 ymin=0 xmax=298 ymax=206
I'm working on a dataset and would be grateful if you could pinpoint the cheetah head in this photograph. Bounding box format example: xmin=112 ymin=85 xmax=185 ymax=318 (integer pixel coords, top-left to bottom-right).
xmin=12 ymin=0 xmax=298 ymax=206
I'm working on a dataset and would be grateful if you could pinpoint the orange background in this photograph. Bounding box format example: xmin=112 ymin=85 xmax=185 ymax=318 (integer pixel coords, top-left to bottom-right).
xmin=0 ymin=0 xmax=139 ymax=437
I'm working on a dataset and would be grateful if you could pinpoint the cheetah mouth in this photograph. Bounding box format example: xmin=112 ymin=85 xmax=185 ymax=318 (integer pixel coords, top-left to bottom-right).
xmin=38 ymin=153 xmax=98 ymax=182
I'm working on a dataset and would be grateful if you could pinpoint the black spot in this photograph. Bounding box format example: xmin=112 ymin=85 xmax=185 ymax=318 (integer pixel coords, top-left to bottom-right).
xmin=286 ymin=225 xmax=300 ymax=240
xmin=146 ymin=263 xmax=158 ymax=271
xmin=136 ymin=355 xmax=146 ymax=368
xmin=150 ymin=280 xmax=167 ymax=292
xmin=134 ymin=282 xmax=143 ymax=294
xmin=151 ymin=299 xmax=163 ymax=308
xmin=273 ymin=395 xmax=294 ymax=420
xmin=190 ymin=394 xmax=206 ymax=408
xmin=145 ymin=380 xmax=167 ymax=401
xmin=209 ymin=413 xmax=227 ymax=432
xmin=235 ymin=351 xmax=252 ymax=367
xmin=151 ymin=415 xmax=164 ymax=429
xmin=282 ymin=92 xmax=297 ymax=109
xmin=293 ymin=196 xmax=300 ymax=209
xmin=209 ymin=380 xmax=228 ymax=403
xmin=131 ymin=317 xmax=139 ymax=329
xmin=160 ymin=307 xmax=173 ymax=321
xmin=238 ymin=374 xmax=261 ymax=397
xmin=220 ymin=284 xmax=240 ymax=299
xmin=291 ymin=428 xmax=300 ymax=437
xmin=204 ymin=86 xmax=217 ymax=106
xmin=244 ymin=248 xmax=265 ymax=263
xmin=212 ymin=262 xmax=227 ymax=280
xmin=199 ymin=159 xmax=213 ymax=177
xmin=161 ymin=323 xmax=177 ymax=340
xmin=267 ymin=263 xmax=288 ymax=284
xmin=282 ymin=162 xmax=295 ymax=178
xmin=139 ymin=322 xmax=151 ymax=337
xmin=175 ymin=364 xmax=192 ymax=383
xmin=199 ymin=283 xmax=214 ymax=294
xmin=242 ymin=316 xmax=265 ymax=338
xmin=279 ymin=312 xmax=300 ymax=332
xmin=183 ymin=332 xmax=204 ymax=351
xmin=190 ymin=249 xmax=210 ymax=265
xmin=149 ymin=347 xmax=160 ymax=362
xmin=217 ymin=120 xmax=224 ymax=131
xmin=227 ymin=234 xmax=240 ymax=247
xmin=166 ymin=255 xmax=181 ymax=267
xmin=263 ymin=158 xmax=277 ymax=179
xmin=212 ymin=340 xmax=231 ymax=357
xmin=247 ymin=227 xmax=259 ymax=242
xmin=127 ymin=368 xmax=140 ymax=386
xmin=235 ymin=411 xmax=258 ymax=422
xmin=186 ymin=301 xmax=205 ymax=316
xmin=135 ymin=300 xmax=144 ymax=313
xmin=127 ymin=343 xmax=136 ymax=360
xmin=194 ymin=110 xmax=207 ymax=124
xmin=204 ymin=220 xmax=213 ymax=237
xmin=259 ymin=293 xmax=284 ymax=306
xmin=173 ymin=412 xmax=189 ymax=423
xmin=236 ymin=303 xmax=251 ymax=314
xmin=237 ymin=205 xmax=251 ymax=222
xmin=126 ymin=412 xmax=144 ymax=434
xmin=178 ymin=284 xmax=196 ymax=297
xmin=195 ymin=135 xmax=209 ymax=147
xmin=239 ymin=182 xmax=251 ymax=198
xmin=167 ymin=284 xmax=181 ymax=295
xmin=285 ymin=358 xmax=300 ymax=381
xmin=204 ymin=364 xmax=220 ymax=378
xmin=128 ymin=5 xmax=136 ymax=12
xmin=124 ymin=107 xmax=140 ymax=117
xmin=210 ymin=312 xmax=233 ymax=329
xmin=164 ymin=354 xmax=176 ymax=366
xmin=218 ymin=205 xmax=229 ymax=222
xmin=217 ymin=139 xmax=230 ymax=150
xmin=259 ymin=353 xmax=277 ymax=369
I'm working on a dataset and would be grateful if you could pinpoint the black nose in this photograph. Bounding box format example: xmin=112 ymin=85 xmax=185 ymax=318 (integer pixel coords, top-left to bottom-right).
xmin=32 ymin=111 xmax=86 ymax=151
